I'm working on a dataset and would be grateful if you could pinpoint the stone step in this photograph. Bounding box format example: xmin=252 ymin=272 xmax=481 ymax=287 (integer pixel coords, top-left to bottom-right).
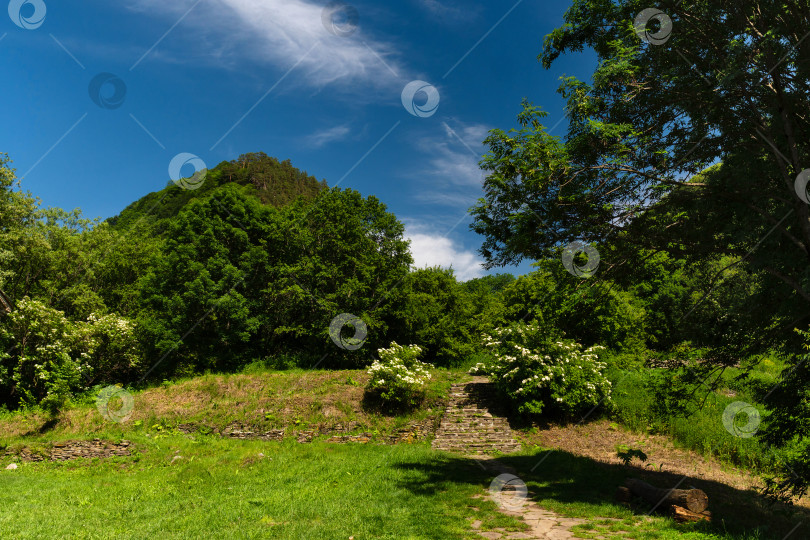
xmin=436 ymin=428 xmax=506 ymax=433
xmin=432 ymin=379 xmax=521 ymax=455
xmin=438 ymin=424 xmax=508 ymax=428
xmin=433 ymin=444 xmax=521 ymax=450
xmin=432 ymin=446 xmax=522 ymax=453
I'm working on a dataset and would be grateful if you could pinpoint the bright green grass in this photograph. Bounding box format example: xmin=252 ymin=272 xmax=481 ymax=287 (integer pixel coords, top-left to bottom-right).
xmin=609 ymin=366 xmax=773 ymax=471
xmin=2 ymin=435 xmax=800 ymax=539
xmin=0 ymin=360 xmax=801 ymax=540
xmin=0 ymin=436 xmax=521 ymax=540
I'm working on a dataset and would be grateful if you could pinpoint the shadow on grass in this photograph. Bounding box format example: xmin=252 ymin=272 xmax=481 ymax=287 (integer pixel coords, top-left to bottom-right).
xmin=19 ymin=415 xmax=60 ymax=437
xmin=393 ymin=448 xmax=807 ymax=540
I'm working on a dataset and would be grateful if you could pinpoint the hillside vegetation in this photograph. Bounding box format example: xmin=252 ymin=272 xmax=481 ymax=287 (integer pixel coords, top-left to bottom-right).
xmin=108 ymin=152 xmax=327 ymax=233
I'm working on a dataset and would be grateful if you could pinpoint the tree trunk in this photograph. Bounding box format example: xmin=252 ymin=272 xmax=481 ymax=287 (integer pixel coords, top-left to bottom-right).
xmin=0 ymin=288 xmax=11 ymax=314
xmin=624 ymin=479 xmax=708 ymax=513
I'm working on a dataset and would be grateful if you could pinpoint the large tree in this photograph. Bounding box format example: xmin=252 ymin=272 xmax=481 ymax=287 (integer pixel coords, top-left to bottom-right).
xmin=469 ymin=0 xmax=810 ymax=497
xmin=137 ymin=184 xmax=413 ymax=376
xmin=471 ymin=0 xmax=810 ymax=341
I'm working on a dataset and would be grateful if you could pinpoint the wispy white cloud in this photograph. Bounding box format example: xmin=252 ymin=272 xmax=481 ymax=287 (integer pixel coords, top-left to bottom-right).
xmin=127 ymin=0 xmax=405 ymax=89
xmin=305 ymin=124 xmax=352 ymax=148
xmin=417 ymin=0 xmax=479 ymax=22
xmin=410 ymin=120 xmax=490 ymax=207
xmin=405 ymin=221 xmax=485 ymax=281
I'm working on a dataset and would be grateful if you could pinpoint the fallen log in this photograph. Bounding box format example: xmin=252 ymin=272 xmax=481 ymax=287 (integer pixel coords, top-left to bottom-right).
xmin=615 ymin=486 xmax=632 ymax=504
xmin=670 ymin=504 xmax=711 ymax=523
xmin=624 ymin=478 xmax=708 ymax=513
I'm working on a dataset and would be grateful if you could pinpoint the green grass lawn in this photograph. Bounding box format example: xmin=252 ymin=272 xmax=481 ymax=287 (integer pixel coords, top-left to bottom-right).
xmin=1 ymin=432 xmax=803 ymax=539
xmin=0 ymin=435 xmax=523 ymax=540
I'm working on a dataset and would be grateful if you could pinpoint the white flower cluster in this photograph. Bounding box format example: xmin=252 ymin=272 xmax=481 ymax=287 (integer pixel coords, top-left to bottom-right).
xmin=367 ymin=342 xmax=432 ymax=391
xmin=471 ymin=324 xmax=613 ymax=413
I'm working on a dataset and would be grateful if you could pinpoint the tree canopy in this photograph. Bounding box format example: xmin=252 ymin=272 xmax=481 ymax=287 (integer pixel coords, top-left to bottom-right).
xmin=471 ymin=1 xmax=810 ymax=343
xmin=470 ymin=0 xmax=810 ymax=499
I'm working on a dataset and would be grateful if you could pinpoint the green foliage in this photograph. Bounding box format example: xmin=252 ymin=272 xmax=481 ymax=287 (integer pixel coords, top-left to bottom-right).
xmin=0 ymin=297 xmax=139 ymax=413
xmin=136 ymin=183 xmax=276 ymax=376
xmin=764 ymin=438 xmax=810 ymax=503
xmin=609 ymin=367 xmax=772 ymax=472
xmin=84 ymin=312 xmax=142 ymax=384
xmin=460 ymin=272 xmax=515 ymax=317
xmin=0 ymin=298 xmax=84 ymax=413
xmin=391 ymin=267 xmax=478 ymax=366
xmin=109 ymin=152 xmax=326 ymax=233
xmin=137 ymin=183 xmax=413 ymax=376
xmin=470 ymin=1 xmax=810 ymax=360
xmin=761 ymin=328 xmax=810 ymax=500
xmin=365 ymin=342 xmax=432 ymax=410
xmin=463 ymin=0 xmax=810 ymax=501
xmin=275 ymin=187 xmax=412 ymax=364
xmin=470 ymin=323 xmax=612 ymax=418
xmin=492 ymin=262 xmax=647 ymax=352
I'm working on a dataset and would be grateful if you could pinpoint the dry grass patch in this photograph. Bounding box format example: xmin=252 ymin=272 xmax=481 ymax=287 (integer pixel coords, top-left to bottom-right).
xmin=518 ymin=419 xmax=769 ymax=497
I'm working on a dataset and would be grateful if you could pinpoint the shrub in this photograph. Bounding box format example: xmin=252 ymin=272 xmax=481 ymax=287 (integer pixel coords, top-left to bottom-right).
xmin=470 ymin=323 xmax=612 ymax=418
xmin=366 ymin=342 xmax=432 ymax=409
xmin=0 ymin=297 xmax=140 ymax=413
xmin=0 ymin=298 xmax=85 ymax=413
xmin=85 ymin=312 xmax=141 ymax=382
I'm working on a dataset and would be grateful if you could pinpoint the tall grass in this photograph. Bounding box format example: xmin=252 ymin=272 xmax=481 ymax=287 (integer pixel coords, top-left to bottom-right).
xmin=608 ymin=357 xmax=783 ymax=472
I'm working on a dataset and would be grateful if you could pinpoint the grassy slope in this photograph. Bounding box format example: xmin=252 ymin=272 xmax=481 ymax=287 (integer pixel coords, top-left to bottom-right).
xmin=609 ymin=356 xmax=785 ymax=472
xmin=0 ymin=367 xmax=801 ymax=539
xmin=0 ymin=369 xmax=458 ymax=443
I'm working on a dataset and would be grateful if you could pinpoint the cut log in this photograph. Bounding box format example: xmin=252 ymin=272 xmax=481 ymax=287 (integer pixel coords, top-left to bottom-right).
xmin=615 ymin=486 xmax=632 ymax=504
xmin=669 ymin=505 xmax=711 ymax=523
xmin=624 ymin=479 xmax=708 ymax=513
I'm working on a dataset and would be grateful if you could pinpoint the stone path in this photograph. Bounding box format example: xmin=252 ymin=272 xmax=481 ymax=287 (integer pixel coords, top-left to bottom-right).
xmin=431 ymin=377 xmax=612 ymax=539
xmin=473 ymin=458 xmax=600 ymax=540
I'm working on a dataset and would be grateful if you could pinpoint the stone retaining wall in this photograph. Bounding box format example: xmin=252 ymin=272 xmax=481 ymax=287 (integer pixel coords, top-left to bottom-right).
xmin=3 ymin=439 xmax=132 ymax=462
xmin=178 ymin=419 xmax=437 ymax=444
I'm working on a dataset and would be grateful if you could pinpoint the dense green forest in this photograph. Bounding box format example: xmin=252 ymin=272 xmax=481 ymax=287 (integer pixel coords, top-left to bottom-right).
xmin=0 ymin=151 xmax=509 ymax=403
xmin=0 ymin=148 xmax=742 ymax=400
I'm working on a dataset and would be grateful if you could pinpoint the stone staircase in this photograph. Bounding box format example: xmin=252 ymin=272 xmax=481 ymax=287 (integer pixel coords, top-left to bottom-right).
xmin=432 ymin=377 xmax=521 ymax=455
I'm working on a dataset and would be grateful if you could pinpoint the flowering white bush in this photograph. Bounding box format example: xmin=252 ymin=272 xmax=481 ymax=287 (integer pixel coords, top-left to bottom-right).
xmin=366 ymin=342 xmax=432 ymax=408
xmin=85 ymin=312 xmax=141 ymax=381
xmin=0 ymin=297 xmax=140 ymax=413
xmin=470 ymin=323 xmax=612 ymax=417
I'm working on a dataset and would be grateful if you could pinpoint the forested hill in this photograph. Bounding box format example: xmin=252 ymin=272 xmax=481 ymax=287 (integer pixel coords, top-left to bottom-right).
xmin=108 ymin=152 xmax=327 ymax=231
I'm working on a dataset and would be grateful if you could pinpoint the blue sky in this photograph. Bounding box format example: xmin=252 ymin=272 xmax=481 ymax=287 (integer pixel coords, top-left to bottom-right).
xmin=1 ymin=0 xmax=596 ymax=280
